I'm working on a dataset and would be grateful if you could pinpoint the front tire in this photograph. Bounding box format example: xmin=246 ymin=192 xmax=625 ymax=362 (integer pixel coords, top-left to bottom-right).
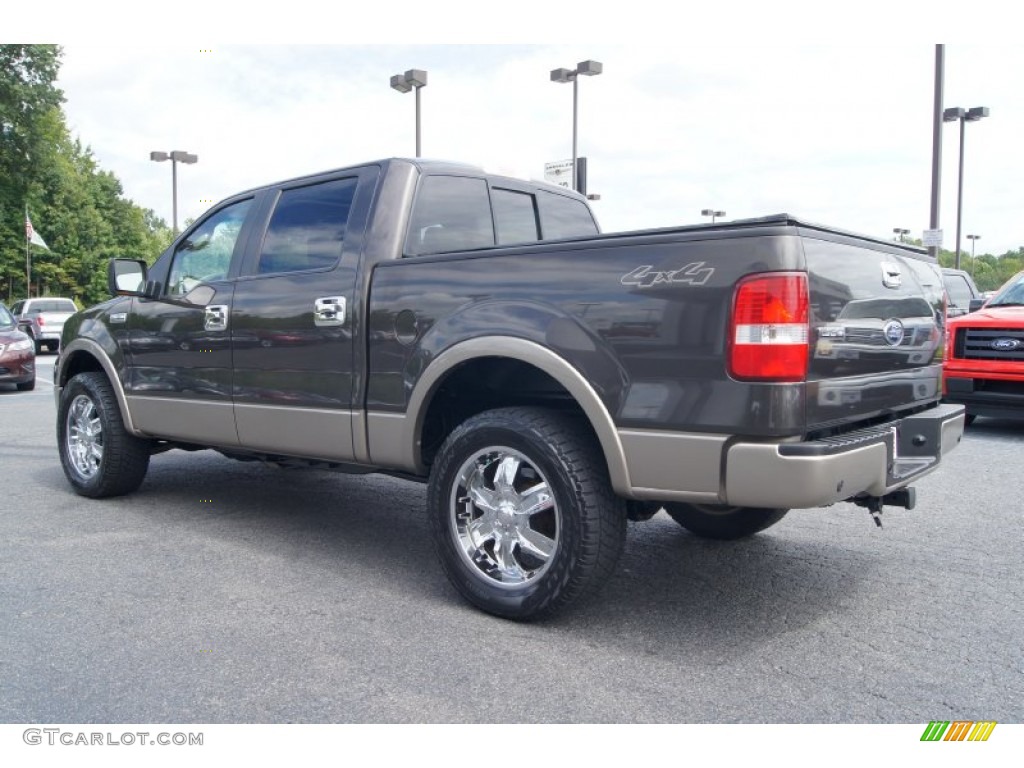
xmin=428 ymin=407 xmax=626 ymax=620
xmin=58 ymin=372 xmax=151 ymax=498
xmin=663 ymin=502 xmax=788 ymax=540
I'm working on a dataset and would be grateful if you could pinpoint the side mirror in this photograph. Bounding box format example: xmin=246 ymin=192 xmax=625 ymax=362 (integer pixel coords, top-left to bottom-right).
xmin=108 ymin=259 xmax=148 ymax=296
xmin=968 ymin=298 xmax=986 ymax=313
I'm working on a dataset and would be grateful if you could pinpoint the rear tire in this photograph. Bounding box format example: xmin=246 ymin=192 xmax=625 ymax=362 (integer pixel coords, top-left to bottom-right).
xmin=663 ymin=502 xmax=788 ymax=540
xmin=428 ymin=407 xmax=626 ymax=620
xmin=58 ymin=372 xmax=151 ymax=498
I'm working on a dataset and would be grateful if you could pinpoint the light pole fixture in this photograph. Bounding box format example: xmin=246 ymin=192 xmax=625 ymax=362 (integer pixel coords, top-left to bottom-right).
xmin=943 ymin=105 xmax=989 ymax=270
xmin=893 ymin=227 xmax=911 ymax=243
xmin=967 ymin=233 xmax=981 ymax=275
xmin=702 ymin=209 xmax=725 ymax=223
xmin=390 ymin=69 xmax=428 ymax=158
xmin=150 ymin=150 xmax=198 ymax=236
xmin=550 ymin=60 xmax=602 ymax=193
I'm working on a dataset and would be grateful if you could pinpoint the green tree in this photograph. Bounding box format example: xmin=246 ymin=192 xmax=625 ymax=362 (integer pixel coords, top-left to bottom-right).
xmin=1 ymin=44 xmax=171 ymax=304
xmin=1 ymin=44 xmax=64 ymax=299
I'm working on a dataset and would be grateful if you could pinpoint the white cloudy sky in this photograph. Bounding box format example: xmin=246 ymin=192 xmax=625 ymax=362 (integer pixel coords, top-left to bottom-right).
xmin=11 ymin=3 xmax=1024 ymax=256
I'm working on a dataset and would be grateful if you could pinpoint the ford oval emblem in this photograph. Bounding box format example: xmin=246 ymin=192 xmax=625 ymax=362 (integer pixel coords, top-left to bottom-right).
xmin=883 ymin=319 xmax=905 ymax=347
xmin=991 ymin=337 xmax=1021 ymax=351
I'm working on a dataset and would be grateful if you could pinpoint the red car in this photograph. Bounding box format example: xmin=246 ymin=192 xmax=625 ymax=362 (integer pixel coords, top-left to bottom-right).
xmin=944 ymin=270 xmax=1024 ymax=424
xmin=0 ymin=302 xmax=36 ymax=391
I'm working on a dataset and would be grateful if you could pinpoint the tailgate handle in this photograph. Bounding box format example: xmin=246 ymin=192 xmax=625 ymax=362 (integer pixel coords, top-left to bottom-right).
xmin=881 ymin=261 xmax=902 ymax=289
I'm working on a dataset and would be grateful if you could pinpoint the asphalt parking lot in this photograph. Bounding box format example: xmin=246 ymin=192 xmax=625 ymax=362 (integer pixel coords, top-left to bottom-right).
xmin=2 ymin=354 xmax=1021 ymax=723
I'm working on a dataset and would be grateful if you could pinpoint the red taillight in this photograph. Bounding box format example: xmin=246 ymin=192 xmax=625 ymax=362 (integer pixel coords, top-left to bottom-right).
xmin=729 ymin=273 xmax=809 ymax=381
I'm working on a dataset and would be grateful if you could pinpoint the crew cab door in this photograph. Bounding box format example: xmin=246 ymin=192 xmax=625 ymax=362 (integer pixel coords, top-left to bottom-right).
xmin=229 ymin=167 xmax=377 ymax=461
xmin=124 ymin=197 xmax=255 ymax=445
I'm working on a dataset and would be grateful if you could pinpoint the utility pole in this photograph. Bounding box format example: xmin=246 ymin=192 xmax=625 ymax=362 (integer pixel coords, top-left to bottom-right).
xmin=927 ymin=45 xmax=944 ymax=261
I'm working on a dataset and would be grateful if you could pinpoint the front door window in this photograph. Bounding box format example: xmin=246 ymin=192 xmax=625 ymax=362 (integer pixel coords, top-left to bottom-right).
xmin=168 ymin=200 xmax=252 ymax=301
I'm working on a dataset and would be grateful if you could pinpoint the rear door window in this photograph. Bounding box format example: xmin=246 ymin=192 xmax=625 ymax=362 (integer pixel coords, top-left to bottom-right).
xmin=257 ymin=177 xmax=358 ymax=275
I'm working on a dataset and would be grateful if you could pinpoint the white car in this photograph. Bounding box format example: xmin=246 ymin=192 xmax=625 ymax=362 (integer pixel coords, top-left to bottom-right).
xmin=10 ymin=297 xmax=77 ymax=353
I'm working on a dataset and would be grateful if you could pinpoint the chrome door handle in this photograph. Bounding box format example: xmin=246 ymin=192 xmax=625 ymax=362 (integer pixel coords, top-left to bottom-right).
xmin=204 ymin=305 xmax=229 ymax=331
xmin=314 ymin=296 xmax=346 ymax=327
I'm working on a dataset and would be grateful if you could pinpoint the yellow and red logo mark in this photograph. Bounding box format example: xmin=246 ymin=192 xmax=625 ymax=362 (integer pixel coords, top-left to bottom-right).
xmin=921 ymin=721 xmax=997 ymax=741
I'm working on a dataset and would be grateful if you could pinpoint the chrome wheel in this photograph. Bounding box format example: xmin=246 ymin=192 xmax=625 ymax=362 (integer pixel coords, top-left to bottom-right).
xmin=450 ymin=447 xmax=560 ymax=588
xmin=429 ymin=407 xmax=626 ymax=619
xmin=58 ymin=372 xmax=150 ymax=498
xmin=66 ymin=393 xmax=103 ymax=480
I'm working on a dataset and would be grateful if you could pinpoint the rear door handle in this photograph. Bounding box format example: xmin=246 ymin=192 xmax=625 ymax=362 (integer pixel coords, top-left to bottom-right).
xmin=204 ymin=305 xmax=229 ymax=331
xmin=314 ymin=296 xmax=346 ymax=327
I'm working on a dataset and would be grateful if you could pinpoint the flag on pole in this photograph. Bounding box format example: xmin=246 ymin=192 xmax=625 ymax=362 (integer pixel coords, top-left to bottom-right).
xmin=26 ymin=211 xmax=49 ymax=250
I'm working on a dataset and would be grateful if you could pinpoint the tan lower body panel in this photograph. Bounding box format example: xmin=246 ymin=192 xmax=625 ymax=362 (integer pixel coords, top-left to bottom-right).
xmin=234 ymin=403 xmax=355 ymax=461
xmin=364 ymin=411 xmax=415 ymax=472
xmin=127 ymin=396 xmax=239 ymax=446
xmin=617 ymin=429 xmax=725 ymax=503
xmin=618 ymin=429 xmax=909 ymax=509
xmin=724 ymin=442 xmax=888 ymax=508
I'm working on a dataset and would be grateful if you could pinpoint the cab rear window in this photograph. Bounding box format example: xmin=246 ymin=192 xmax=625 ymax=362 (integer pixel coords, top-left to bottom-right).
xmin=538 ymin=190 xmax=598 ymax=240
xmin=405 ymin=175 xmax=598 ymax=256
xmin=26 ymin=300 xmax=76 ymax=313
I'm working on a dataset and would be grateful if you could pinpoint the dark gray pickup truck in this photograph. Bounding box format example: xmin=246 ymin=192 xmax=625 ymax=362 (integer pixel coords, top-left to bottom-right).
xmin=55 ymin=158 xmax=965 ymax=618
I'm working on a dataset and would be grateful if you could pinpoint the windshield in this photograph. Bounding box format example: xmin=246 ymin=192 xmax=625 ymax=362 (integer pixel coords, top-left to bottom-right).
xmin=0 ymin=304 xmax=14 ymax=328
xmin=987 ymin=272 xmax=1024 ymax=307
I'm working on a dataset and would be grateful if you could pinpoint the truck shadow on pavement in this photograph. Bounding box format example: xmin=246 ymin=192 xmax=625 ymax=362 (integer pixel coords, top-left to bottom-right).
xmin=961 ymin=416 xmax=1024 ymax=440
xmin=45 ymin=449 xmax=884 ymax=658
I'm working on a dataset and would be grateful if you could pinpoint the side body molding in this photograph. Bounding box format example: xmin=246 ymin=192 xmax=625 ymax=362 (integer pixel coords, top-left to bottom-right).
xmin=364 ymin=336 xmax=633 ymax=493
xmin=55 ymin=337 xmax=141 ymax=436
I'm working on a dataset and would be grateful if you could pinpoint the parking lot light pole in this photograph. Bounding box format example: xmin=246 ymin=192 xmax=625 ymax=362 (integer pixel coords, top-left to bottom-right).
xmin=702 ymin=208 xmax=725 ymax=223
xmin=550 ymin=60 xmax=602 ymax=193
xmin=390 ymin=69 xmax=428 ymax=157
xmin=943 ymin=105 xmax=989 ymax=270
xmin=967 ymin=234 xmax=980 ymax=275
xmin=150 ymin=150 xmax=198 ymax=236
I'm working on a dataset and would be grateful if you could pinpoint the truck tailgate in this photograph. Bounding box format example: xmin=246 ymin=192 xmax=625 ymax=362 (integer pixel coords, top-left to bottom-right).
xmin=803 ymin=235 xmax=945 ymax=432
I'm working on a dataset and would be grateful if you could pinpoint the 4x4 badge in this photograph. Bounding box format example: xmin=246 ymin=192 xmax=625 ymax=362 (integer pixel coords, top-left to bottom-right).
xmin=621 ymin=262 xmax=714 ymax=288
